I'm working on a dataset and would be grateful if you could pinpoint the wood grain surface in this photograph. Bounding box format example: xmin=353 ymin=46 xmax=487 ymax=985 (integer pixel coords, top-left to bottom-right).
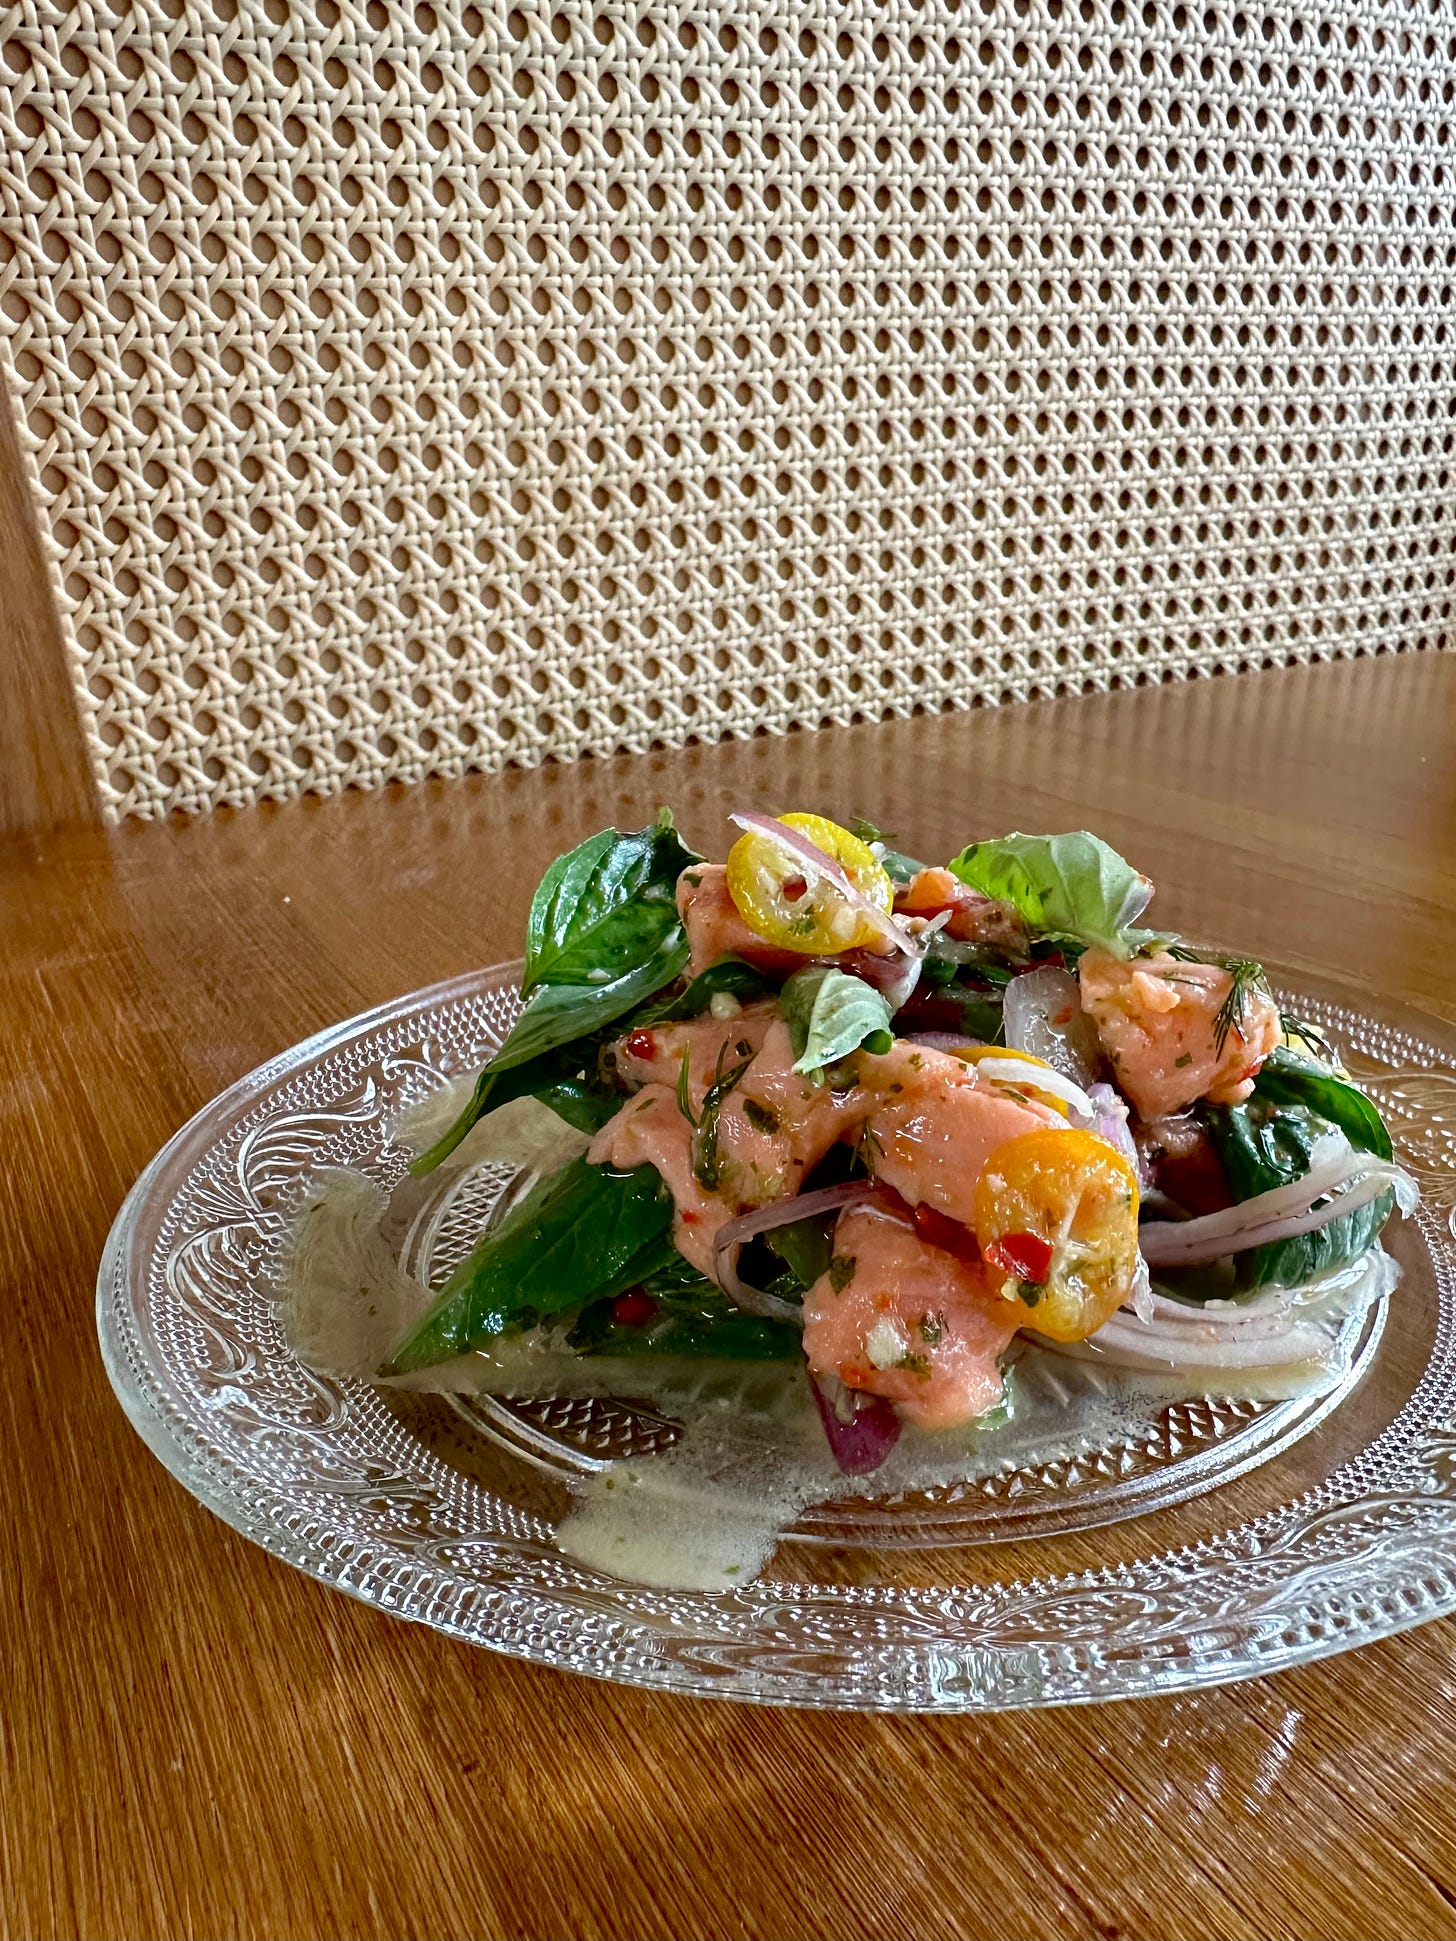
xmin=0 ymin=379 xmax=98 ymax=838
xmin=5 ymin=650 xmax=1456 ymax=1941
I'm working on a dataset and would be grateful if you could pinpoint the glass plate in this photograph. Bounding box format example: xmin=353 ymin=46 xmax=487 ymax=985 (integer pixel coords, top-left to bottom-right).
xmin=98 ymin=962 xmax=1456 ymax=1711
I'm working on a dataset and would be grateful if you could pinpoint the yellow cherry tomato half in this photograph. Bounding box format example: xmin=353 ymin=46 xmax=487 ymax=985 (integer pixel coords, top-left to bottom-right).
xmin=724 ymin=812 xmax=894 ymax=955
xmin=972 ymin=1126 xmax=1140 ymax=1343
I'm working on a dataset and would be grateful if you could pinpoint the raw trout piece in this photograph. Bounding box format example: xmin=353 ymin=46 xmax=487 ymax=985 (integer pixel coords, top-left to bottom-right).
xmin=1078 ymin=948 xmax=1280 ymax=1119
xmin=802 ymin=1202 xmax=1018 ymax=1430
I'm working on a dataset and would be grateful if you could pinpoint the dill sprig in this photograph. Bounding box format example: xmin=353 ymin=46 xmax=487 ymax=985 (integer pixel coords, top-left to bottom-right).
xmin=1213 ymin=956 xmax=1269 ymax=1055
xmin=1161 ymin=942 xmax=1269 ymax=1055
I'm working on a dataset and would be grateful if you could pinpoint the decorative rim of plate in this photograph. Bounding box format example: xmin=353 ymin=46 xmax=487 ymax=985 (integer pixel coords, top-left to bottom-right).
xmin=98 ymin=962 xmax=1456 ymax=1711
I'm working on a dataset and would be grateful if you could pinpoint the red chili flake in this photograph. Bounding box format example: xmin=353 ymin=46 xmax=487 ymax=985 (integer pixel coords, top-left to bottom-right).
xmin=611 ymin=1290 xmax=658 ymax=1328
xmin=781 ymin=873 xmax=808 ymax=901
xmin=985 ymin=1231 xmax=1054 ymax=1285
xmin=680 ymin=1209 xmax=701 ymax=1226
xmin=909 ymin=1201 xmax=981 ymax=1263
xmin=623 ymin=1030 xmax=656 ymax=1059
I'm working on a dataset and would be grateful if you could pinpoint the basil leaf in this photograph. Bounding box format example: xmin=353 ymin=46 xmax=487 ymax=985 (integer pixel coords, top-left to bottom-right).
xmin=1236 ymin=1191 xmax=1393 ymax=1292
xmin=412 ymin=816 xmax=697 ymax=1176
xmin=569 ymin=1270 xmax=800 ymax=1361
xmin=385 ymin=1157 xmax=674 ymax=1372
xmin=781 ymin=966 xmax=894 ymax=1078
xmin=524 ymin=808 xmax=699 ymax=993
xmin=1205 ymin=1097 xmax=1392 ymax=1290
xmin=1252 ymin=1047 xmax=1392 ymax=1162
xmin=762 ymin=1211 xmax=837 ymax=1291
xmin=408 ymin=932 xmax=686 ymax=1174
xmin=948 ymin=831 xmax=1154 ymax=956
xmin=631 ymin=958 xmax=774 ymax=1025
xmin=532 ymin=1078 xmax=625 ymax=1134
xmin=487 ymin=935 xmax=689 ymax=1071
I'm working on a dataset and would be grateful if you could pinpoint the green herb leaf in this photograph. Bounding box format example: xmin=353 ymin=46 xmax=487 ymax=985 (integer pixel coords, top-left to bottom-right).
xmin=781 ymin=965 xmax=895 ymax=1078
xmin=1252 ymin=1046 xmax=1392 ymax=1161
xmin=530 ymin=1075 xmax=627 ymax=1134
xmin=631 ymin=958 xmax=773 ymax=1025
xmin=690 ymin=1039 xmax=755 ymax=1190
xmin=1279 ymin=1014 xmax=1341 ymax=1067
xmin=828 ymin=1253 xmax=856 ymax=1293
xmin=761 ymin=1212 xmax=837 ymax=1292
xmin=524 ymin=808 xmax=698 ymax=993
xmin=1212 ymin=957 xmax=1270 ymax=1057
xmin=948 ymin=830 xmax=1154 ymax=956
xmin=568 ymin=1272 xmax=800 ymax=1361
xmin=1205 ymin=1096 xmax=1393 ymax=1289
xmin=412 ymin=815 xmax=699 ymax=1176
xmin=385 ymin=1157 xmax=676 ymax=1371
xmin=409 ymin=933 xmax=688 ymax=1174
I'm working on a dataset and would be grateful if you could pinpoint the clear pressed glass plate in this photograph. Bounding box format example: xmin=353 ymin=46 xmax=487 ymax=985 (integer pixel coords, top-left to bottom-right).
xmin=98 ymin=962 xmax=1456 ymax=1710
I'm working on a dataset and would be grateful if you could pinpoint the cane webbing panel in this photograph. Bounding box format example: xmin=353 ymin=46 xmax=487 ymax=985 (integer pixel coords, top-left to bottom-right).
xmin=1 ymin=0 xmax=1451 ymax=818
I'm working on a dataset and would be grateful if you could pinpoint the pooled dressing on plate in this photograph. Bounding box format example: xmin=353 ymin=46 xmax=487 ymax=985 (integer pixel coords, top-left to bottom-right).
xmin=281 ymin=1164 xmax=1389 ymax=1591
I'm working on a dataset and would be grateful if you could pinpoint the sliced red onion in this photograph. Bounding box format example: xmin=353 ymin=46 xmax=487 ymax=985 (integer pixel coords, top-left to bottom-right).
xmin=1070 ymin=1310 xmax=1334 ymax=1372
xmin=1142 ymin=1288 xmax=1317 ymax=1340
xmin=1081 ymin=1081 xmax=1140 ymax=1176
xmin=1002 ymin=964 xmax=1099 ymax=1086
xmin=1063 ymin=1244 xmax=1399 ymax=1373
xmin=728 ymin=811 xmax=920 ymax=956
xmin=711 ymin=1181 xmax=881 ymax=1321
xmin=1127 ymin=1250 xmax=1154 ymax=1323
xmin=842 ymin=943 xmax=923 ymax=1012
xmin=969 ymin=1053 xmax=1095 ymax=1119
xmin=1138 ymin=1153 xmax=1415 ymax=1268
xmin=807 ymin=1370 xmax=902 ymax=1475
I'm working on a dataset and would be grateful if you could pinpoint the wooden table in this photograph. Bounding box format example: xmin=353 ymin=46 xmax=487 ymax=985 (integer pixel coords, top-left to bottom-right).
xmin=6 ymin=650 xmax=1456 ymax=1941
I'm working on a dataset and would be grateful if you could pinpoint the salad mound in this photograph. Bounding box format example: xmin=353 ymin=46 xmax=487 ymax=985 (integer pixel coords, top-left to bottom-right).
xmin=383 ymin=811 xmax=1416 ymax=1478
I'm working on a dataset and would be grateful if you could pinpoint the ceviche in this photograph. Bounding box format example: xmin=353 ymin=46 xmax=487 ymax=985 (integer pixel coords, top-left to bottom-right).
xmin=340 ymin=809 xmax=1415 ymax=1502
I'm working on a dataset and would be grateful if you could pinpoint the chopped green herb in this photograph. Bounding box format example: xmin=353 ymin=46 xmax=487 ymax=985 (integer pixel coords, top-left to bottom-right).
xmin=1213 ymin=956 xmax=1270 ymax=1056
xmin=1279 ymin=1013 xmax=1340 ymax=1067
xmin=895 ymin=1351 xmax=932 ymax=1377
xmin=849 ymin=1120 xmax=884 ymax=1178
xmin=918 ymin=1310 xmax=946 ymax=1345
xmin=691 ymin=1040 xmax=755 ymax=1190
xmin=741 ymin=1097 xmax=780 ymax=1134
xmin=828 ymin=1253 xmax=856 ymax=1292
xmin=675 ymin=1039 xmax=755 ymax=1189
xmin=1168 ymin=945 xmax=1270 ymax=1056
xmin=1175 ymin=1051 xmax=1193 ymax=1068
xmin=1017 ymin=1280 xmax=1044 ymax=1307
